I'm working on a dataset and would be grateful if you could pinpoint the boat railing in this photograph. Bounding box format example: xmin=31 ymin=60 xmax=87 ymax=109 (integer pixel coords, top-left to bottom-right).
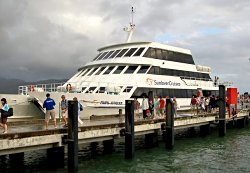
xmin=18 ymin=83 xmax=66 ymax=95
xmin=214 ymin=81 xmax=233 ymax=87
xmin=180 ymin=76 xmax=214 ymax=87
xmin=18 ymin=81 xmax=137 ymax=95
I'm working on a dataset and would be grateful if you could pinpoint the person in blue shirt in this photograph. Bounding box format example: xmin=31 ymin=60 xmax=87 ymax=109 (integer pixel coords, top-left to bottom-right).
xmin=0 ymin=98 xmax=9 ymax=134
xmin=73 ymin=97 xmax=83 ymax=125
xmin=43 ymin=93 xmax=57 ymax=130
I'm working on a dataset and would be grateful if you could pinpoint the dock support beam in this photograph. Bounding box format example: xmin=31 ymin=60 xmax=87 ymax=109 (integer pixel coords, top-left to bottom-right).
xmin=218 ymin=85 xmax=226 ymax=137
xmin=125 ymin=100 xmax=134 ymax=159
xmin=237 ymin=116 xmax=247 ymax=128
xmin=165 ymin=99 xmax=174 ymax=150
xmin=68 ymin=100 xmax=79 ymax=172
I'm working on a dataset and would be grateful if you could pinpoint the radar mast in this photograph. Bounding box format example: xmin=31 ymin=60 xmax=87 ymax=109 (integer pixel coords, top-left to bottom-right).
xmin=123 ymin=7 xmax=135 ymax=43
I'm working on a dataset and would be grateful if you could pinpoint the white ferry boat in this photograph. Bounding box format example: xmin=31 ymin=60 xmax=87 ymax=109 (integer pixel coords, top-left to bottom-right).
xmin=15 ymin=9 xmax=230 ymax=118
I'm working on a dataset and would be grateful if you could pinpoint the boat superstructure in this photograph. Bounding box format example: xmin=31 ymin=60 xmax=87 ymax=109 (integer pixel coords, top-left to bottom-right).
xmin=18 ymin=41 xmax=225 ymax=113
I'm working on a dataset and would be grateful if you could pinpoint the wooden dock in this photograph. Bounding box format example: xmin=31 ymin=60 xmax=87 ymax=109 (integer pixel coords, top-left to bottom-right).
xmin=0 ymin=110 xmax=249 ymax=156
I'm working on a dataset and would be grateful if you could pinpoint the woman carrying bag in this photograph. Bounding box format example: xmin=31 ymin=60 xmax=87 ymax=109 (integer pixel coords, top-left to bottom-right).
xmin=0 ymin=98 xmax=9 ymax=134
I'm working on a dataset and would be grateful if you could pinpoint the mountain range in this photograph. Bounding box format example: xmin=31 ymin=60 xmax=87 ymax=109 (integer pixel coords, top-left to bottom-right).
xmin=0 ymin=78 xmax=67 ymax=94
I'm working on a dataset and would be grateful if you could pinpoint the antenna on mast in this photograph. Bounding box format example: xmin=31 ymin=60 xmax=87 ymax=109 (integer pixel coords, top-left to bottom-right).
xmin=123 ymin=6 xmax=136 ymax=43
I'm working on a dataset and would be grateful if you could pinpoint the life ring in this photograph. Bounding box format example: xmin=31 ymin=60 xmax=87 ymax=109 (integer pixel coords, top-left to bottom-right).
xmin=30 ymin=85 xmax=35 ymax=92
xmin=66 ymin=84 xmax=72 ymax=92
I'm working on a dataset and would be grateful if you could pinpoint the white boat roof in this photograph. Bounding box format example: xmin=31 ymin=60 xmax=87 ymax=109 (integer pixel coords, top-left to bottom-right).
xmin=98 ymin=41 xmax=192 ymax=55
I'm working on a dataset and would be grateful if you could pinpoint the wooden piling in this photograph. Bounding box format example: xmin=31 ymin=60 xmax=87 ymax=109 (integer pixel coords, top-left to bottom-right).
xmin=125 ymin=100 xmax=135 ymax=159
xmin=165 ymin=99 xmax=174 ymax=150
xmin=218 ymin=85 xmax=226 ymax=137
xmin=68 ymin=100 xmax=79 ymax=172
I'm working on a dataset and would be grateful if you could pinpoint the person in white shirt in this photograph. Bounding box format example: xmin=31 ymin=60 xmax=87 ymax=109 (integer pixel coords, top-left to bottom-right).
xmin=141 ymin=96 xmax=149 ymax=119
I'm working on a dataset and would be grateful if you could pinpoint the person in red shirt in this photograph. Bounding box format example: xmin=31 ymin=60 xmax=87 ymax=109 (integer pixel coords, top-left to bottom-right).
xmin=159 ymin=96 xmax=165 ymax=117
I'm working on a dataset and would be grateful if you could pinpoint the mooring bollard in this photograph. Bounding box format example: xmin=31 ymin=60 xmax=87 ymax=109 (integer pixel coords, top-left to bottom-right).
xmin=68 ymin=100 xmax=79 ymax=172
xmin=218 ymin=85 xmax=226 ymax=137
xmin=125 ymin=100 xmax=135 ymax=159
xmin=165 ymin=99 xmax=174 ymax=149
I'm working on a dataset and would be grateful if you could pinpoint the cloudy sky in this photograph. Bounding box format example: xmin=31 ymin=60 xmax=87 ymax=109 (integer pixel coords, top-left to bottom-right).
xmin=0 ymin=0 xmax=249 ymax=92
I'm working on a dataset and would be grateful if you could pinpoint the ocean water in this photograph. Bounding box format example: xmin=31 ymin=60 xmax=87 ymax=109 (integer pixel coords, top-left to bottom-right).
xmin=1 ymin=126 xmax=250 ymax=173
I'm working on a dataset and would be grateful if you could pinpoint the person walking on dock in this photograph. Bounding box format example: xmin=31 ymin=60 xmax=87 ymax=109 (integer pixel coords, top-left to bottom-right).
xmin=0 ymin=98 xmax=9 ymax=134
xmin=73 ymin=97 xmax=83 ymax=125
xmin=154 ymin=96 xmax=160 ymax=119
xmin=190 ymin=95 xmax=197 ymax=115
xmin=141 ymin=96 xmax=149 ymax=119
xmin=134 ymin=97 xmax=140 ymax=119
xmin=173 ymin=97 xmax=178 ymax=117
xmin=204 ymin=97 xmax=209 ymax=113
xmin=159 ymin=96 xmax=165 ymax=117
xmin=61 ymin=95 xmax=68 ymax=128
xmin=43 ymin=93 xmax=57 ymax=130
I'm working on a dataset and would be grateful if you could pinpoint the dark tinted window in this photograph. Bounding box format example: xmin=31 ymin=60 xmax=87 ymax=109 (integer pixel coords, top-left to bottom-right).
xmin=178 ymin=70 xmax=184 ymax=77
xmin=76 ymin=69 xmax=84 ymax=77
xmin=81 ymin=87 xmax=86 ymax=92
xmin=87 ymin=68 xmax=97 ymax=76
xmin=156 ymin=49 xmax=162 ymax=59
xmin=109 ymin=50 xmax=120 ymax=59
xmin=116 ymin=49 xmax=128 ymax=58
xmin=97 ymin=87 xmax=106 ymax=93
xmin=124 ymin=48 xmax=137 ymax=57
xmin=113 ymin=66 xmax=126 ymax=74
xmin=103 ymin=66 xmax=115 ymax=74
xmin=95 ymin=67 xmax=105 ymax=75
xmin=81 ymin=69 xmax=90 ymax=76
xmin=167 ymin=51 xmax=175 ymax=61
xmin=162 ymin=50 xmax=167 ymax=60
xmin=124 ymin=66 xmax=138 ymax=74
xmin=148 ymin=66 xmax=160 ymax=75
xmin=144 ymin=48 xmax=157 ymax=59
xmin=123 ymin=86 xmax=133 ymax=92
xmin=138 ymin=66 xmax=150 ymax=73
xmin=102 ymin=51 xmax=114 ymax=60
xmin=133 ymin=47 xmax=145 ymax=56
xmin=132 ymin=88 xmax=198 ymax=98
xmin=143 ymin=47 xmax=195 ymax=64
xmin=85 ymin=87 xmax=97 ymax=93
xmin=92 ymin=53 xmax=102 ymax=61
xmin=97 ymin=52 xmax=108 ymax=60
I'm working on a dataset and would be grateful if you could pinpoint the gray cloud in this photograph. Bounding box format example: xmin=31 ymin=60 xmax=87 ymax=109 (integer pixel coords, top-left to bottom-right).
xmin=0 ymin=0 xmax=249 ymax=92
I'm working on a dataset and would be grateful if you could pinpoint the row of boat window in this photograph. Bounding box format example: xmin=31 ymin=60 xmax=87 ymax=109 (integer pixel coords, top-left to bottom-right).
xmin=92 ymin=47 xmax=145 ymax=61
xmin=148 ymin=66 xmax=212 ymax=80
xmin=132 ymin=87 xmax=219 ymax=98
xmin=77 ymin=65 xmax=211 ymax=81
xmin=144 ymin=48 xmax=195 ymax=65
xmin=81 ymin=86 xmax=133 ymax=94
xmin=77 ymin=65 xmax=150 ymax=77
xmin=92 ymin=47 xmax=194 ymax=65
